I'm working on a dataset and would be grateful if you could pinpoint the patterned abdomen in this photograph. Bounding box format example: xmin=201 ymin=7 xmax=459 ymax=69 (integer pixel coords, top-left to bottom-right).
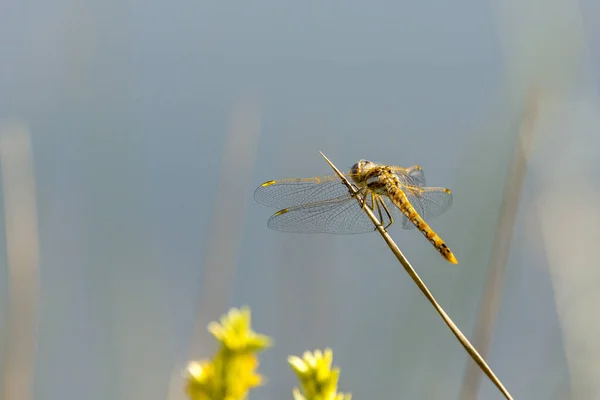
xmin=384 ymin=179 xmax=458 ymax=264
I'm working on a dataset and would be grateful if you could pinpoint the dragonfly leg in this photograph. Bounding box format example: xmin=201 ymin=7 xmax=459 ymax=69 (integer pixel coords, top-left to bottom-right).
xmin=367 ymin=194 xmax=382 ymax=232
xmin=378 ymin=197 xmax=394 ymax=230
xmin=349 ymin=184 xmax=361 ymax=196
xmin=352 ymin=187 xmax=368 ymax=209
xmin=373 ymin=194 xmax=384 ymax=223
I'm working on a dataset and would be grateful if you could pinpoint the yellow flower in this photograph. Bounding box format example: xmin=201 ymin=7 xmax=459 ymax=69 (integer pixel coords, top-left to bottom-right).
xmin=222 ymin=352 xmax=264 ymax=398
xmin=288 ymin=348 xmax=351 ymax=400
xmin=185 ymin=307 xmax=272 ymax=400
xmin=208 ymin=306 xmax=272 ymax=352
xmin=186 ymin=361 xmax=215 ymax=400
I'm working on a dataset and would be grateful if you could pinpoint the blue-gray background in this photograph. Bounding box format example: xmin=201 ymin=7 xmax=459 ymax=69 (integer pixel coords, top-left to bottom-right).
xmin=1 ymin=1 xmax=599 ymax=399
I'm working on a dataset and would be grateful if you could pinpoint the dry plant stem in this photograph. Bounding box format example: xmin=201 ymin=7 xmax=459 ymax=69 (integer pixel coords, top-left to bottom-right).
xmin=319 ymin=151 xmax=514 ymax=400
xmin=188 ymin=99 xmax=261 ymax=359
xmin=0 ymin=125 xmax=40 ymax=400
xmin=460 ymin=89 xmax=539 ymax=400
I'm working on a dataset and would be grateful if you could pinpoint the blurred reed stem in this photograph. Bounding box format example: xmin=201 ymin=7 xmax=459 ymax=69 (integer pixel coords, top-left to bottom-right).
xmin=0 ymin=123 xmax=40 ymax=400
xmin=459 ymin=89 xmax=539 ymax=400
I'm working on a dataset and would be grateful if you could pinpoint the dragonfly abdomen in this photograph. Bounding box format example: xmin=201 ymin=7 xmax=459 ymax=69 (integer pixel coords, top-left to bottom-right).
xmin=383 ymin=179 xmax=458 ymax=264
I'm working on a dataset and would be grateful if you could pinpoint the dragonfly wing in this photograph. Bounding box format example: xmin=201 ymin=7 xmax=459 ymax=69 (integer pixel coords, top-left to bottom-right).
xmin=391 ymin=165 xmax=426 ymax=187
xmin=254 ymin=174 xmax=355 ymax=209
xmin=267 ymin=193 xmax=391 ymax=234
xmin=406 ymin=165 xmax=426 ymax=186
xmin=399 ymin=186 xmax=453 ymax=230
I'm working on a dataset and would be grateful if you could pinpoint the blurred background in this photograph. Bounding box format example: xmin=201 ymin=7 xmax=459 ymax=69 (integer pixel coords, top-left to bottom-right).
xmin=1 ymin=0 xmax=599 ymax=399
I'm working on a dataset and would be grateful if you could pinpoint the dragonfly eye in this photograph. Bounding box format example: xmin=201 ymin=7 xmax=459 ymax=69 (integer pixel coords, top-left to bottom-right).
xmin=350 ymin=162 xmax=360 ymax=175
xmin=361 ymin=160 xmax=374 ymax=168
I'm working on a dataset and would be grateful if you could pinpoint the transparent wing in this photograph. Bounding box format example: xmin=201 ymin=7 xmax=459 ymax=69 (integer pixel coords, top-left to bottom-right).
xmin=254 ymin=173 xmax=355 ymax=209
xmin=254 ymin=167 xmax=449 ymax=233
xmin=399 ymin=185 xmax=453 ymax=230
xmin=391 ymin=165 xmax=426 ymax=187
xmin=266 ymin=192 xmax=392 ymax=234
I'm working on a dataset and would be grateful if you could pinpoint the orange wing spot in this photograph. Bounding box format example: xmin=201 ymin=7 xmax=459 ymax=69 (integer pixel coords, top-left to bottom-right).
xmin=274 ymin=208 xmax=289 ymax=216
xmin=444 ymin=188 xmax=451 ymax=194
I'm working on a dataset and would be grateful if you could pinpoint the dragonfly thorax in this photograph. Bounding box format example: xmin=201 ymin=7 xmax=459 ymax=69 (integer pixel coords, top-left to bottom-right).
xmin=350 ymin=160 xmax=395 ymax=196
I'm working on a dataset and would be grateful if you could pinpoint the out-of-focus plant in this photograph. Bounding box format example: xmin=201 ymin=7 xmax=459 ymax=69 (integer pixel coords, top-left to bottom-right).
xmin=185 ymin=307 xmax=271 ymax=400
xmin=185 ymin=307 xmax=351 ymax=400
xmin=288 ymin=348 xmax=351 ymax=400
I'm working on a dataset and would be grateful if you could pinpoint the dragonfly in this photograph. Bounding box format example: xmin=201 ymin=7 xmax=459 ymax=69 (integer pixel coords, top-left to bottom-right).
xmin=254 ymin=159 xmax=457 ymax=264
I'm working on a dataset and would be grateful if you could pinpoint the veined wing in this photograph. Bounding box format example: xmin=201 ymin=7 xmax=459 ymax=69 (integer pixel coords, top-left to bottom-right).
xmin=254 ymin=166 xmax=449 ymax=233
xmin=254 ymin=173 xmax=354 ymax=209
xmin=396 ymin=184 xmax=453 ymax=230
xmin=266 ymin=190 xmax=393 ymax=234
xmin=391 ymin=165 xmax=426 ymax=187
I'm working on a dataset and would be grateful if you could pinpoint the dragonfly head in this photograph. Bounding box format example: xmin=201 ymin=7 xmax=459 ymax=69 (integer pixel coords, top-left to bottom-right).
xmin=350 ymin=159 xmax=375 ymax=186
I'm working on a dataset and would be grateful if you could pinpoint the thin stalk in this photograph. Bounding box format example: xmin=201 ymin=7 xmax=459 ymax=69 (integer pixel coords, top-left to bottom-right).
xmin=459 ymin=88 xmax=539 ymax=400
xmin=319 ymin=151 xmax=513 ymax=400
xmin=0 ymin=123 xmax=40 ymax=400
